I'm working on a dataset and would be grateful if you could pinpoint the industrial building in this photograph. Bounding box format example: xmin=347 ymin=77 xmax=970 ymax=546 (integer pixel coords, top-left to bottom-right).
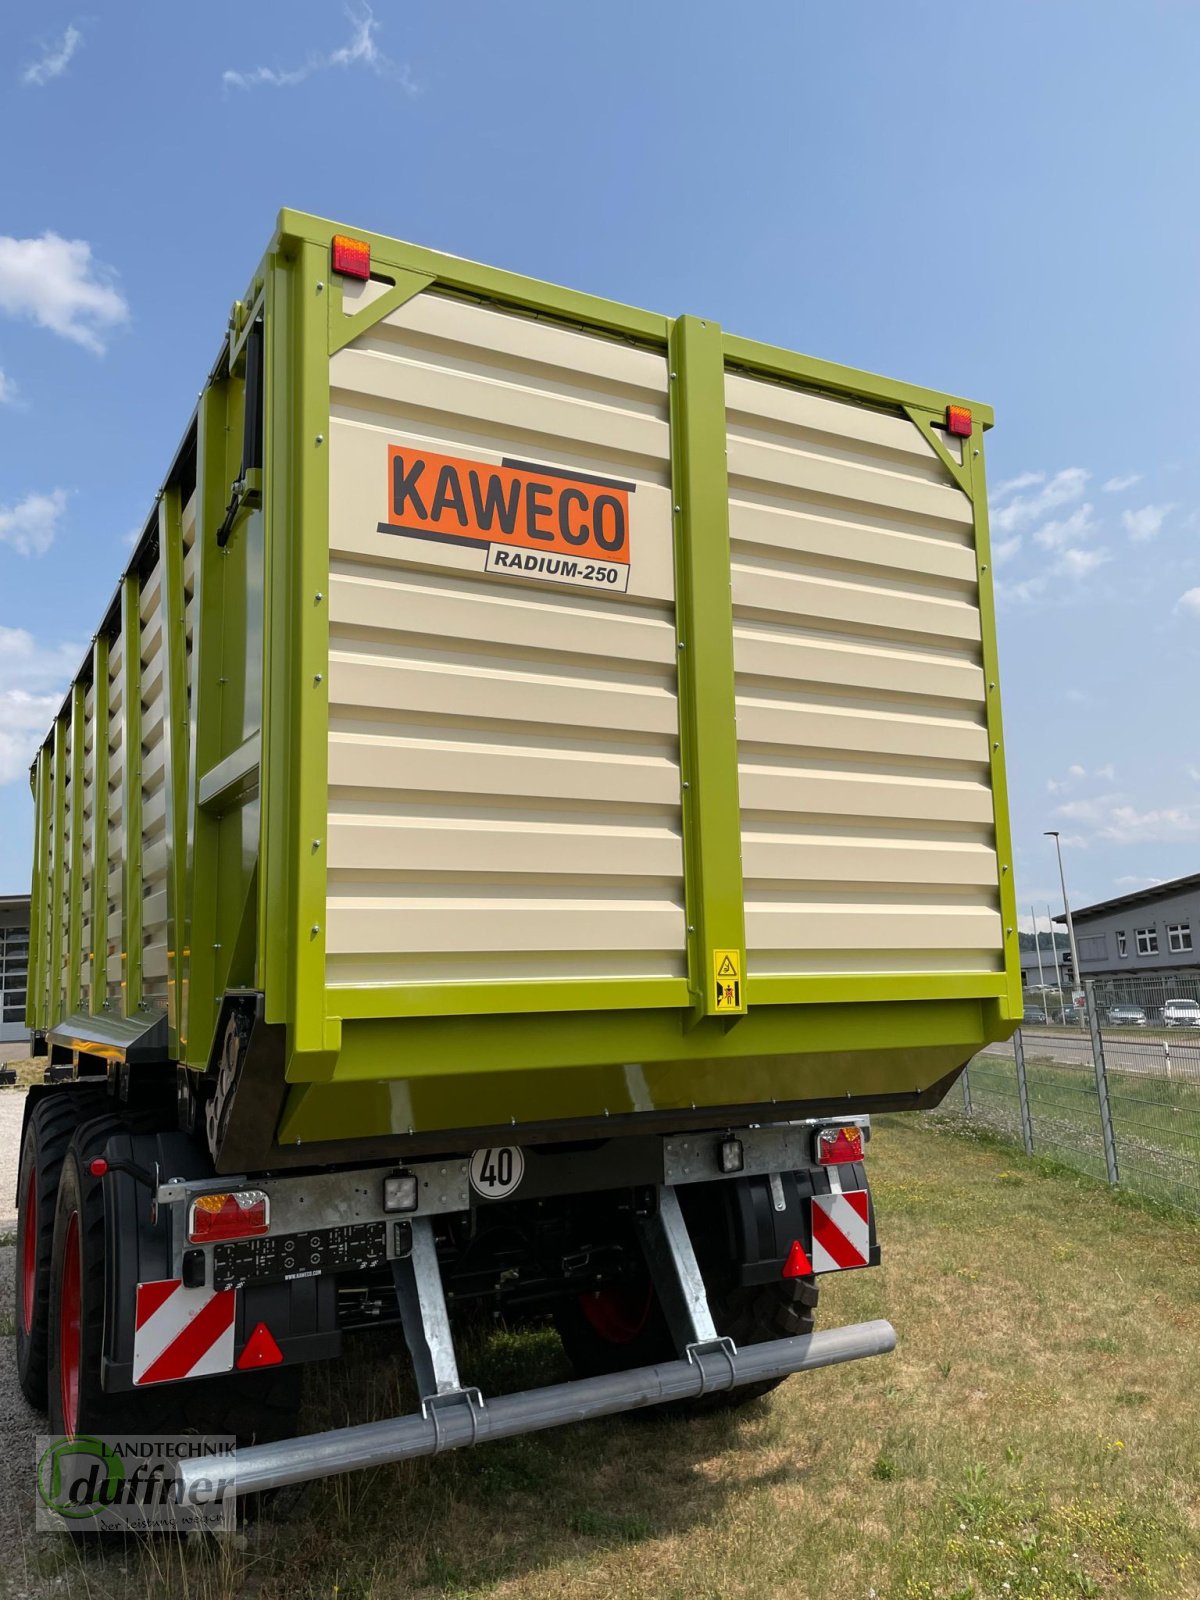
xmin=1054 ymin=872 xmax=1200 ymax=981
xmin=0 ymin=891 xmax=31 ymax=1044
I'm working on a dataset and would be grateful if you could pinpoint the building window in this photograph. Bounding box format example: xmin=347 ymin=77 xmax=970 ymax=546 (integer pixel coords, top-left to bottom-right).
xmin=1168 ymin=923 xmax=1193 ymax=954
xmin=1116 ymin=931 xmax=1128 ymax=958
xmin=1135 ymin=927 xmax=1158 ymax=956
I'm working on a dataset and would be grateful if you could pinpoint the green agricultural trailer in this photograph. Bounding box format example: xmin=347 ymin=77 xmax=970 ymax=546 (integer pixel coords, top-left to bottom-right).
xmin=17 ymin=209 xmax=1018 ymax=1497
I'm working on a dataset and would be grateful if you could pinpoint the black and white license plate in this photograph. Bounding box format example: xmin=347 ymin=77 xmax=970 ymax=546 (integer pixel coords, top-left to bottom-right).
xmin=212 ymin=1221 xmax=387 ymax=1290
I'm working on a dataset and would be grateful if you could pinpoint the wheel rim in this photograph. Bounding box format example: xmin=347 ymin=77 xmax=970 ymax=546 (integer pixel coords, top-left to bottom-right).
xmin=19 ymin=1164 xmax=37 ymax=1337
xmin=58 ymin=1209 xmax=82 ymax=1438
xmin=580 ymin=1282 xmax=653 ymax=1345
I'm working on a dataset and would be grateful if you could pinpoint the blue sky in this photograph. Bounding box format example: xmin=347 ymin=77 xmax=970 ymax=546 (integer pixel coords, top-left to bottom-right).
xmin=1 ymin=2 xmax=1198 ymax=933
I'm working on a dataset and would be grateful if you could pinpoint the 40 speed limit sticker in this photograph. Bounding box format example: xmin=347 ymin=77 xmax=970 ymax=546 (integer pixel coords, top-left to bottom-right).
xmin=469 ymin=1145 xmax=526 ymax=1200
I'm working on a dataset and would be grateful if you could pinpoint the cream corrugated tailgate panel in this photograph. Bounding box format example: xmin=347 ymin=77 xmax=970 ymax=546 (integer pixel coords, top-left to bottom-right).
xmin=326 ymin=291 xmax=682 ymax=989
xmin=725 ymin=373 xmax=1002 ymax=978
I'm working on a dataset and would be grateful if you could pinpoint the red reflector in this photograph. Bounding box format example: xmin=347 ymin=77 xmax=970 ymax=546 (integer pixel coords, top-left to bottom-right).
xmin=187 ymin=1189 xmax=270 ymax=1244
xmin=332 ymin=234 xmax=371 ymax=279
xmin=816 ymin=1125 xmax=864 ymax=1166
xmin=783 ymin=1239 xmax=813 ymax=1278
xmin=88 ymin=1157 xmax=108 ymax=1178
xmin=946 ymin=404 xmax=973 ymax=438
xmin=236 ymin=1321 xmax=284 ymax=1370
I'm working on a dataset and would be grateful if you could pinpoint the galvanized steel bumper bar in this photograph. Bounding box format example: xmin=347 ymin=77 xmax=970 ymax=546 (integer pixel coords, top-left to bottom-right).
xmin=179 ymin=1318 xmax=895 ymax=1497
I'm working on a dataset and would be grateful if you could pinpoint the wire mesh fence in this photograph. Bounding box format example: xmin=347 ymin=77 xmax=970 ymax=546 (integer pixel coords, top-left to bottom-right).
xmin=936 ymin=975 xmax=1200 ymax=1213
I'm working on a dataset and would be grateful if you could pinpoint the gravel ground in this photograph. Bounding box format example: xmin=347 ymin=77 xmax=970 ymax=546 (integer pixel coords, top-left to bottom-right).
xmin=0 ymin=1221 xmax=45 ymax=1592
xmin=0 ymin=1042 xmax=32 ymax=1065
xmin=0 ymin=1091 xmax=28 ymax=1233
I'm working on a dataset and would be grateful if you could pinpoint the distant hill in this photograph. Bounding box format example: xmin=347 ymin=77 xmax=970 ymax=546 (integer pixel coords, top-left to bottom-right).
xmin=1018 ymin=931 xmax=1069 ymax=952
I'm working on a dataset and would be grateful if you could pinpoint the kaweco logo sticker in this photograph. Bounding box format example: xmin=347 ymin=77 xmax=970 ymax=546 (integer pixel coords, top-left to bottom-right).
xmin=379 ymin=447 xmax=633 ymax=594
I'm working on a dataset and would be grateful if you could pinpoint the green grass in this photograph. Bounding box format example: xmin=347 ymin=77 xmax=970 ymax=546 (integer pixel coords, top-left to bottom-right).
xmin=961 ymin=1052 xmax=1200 ymax=1212
xmin=15 ymin=1115 xmax=1200 ymax=1600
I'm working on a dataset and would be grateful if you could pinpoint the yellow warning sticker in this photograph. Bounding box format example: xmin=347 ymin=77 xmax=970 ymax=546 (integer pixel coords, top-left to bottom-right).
xmin=713 ymin=949 xmax=743 ymax=1011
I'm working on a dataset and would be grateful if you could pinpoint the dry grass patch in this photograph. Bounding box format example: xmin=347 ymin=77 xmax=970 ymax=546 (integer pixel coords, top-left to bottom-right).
xmin=12 ymin=1115 xmax=1200 ymax=1600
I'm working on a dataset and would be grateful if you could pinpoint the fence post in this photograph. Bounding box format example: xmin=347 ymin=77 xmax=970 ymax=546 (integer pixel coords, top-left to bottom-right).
xmin=1085 ymin=979 xmax=1120 ymax=1186
xmin=1013 ymin=1028 xmax=1034 ymax=1156
xmin=961 ymin=1064 xmax=973 ymax=1115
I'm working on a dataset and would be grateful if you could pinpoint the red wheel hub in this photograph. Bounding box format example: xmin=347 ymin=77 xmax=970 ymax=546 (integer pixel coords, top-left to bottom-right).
xmin=19 ymin=1164 xmax=36 ymax=1337
xmin=580 ymin=1282 xmax=653 ymax=1345
xmin=58 ymin=1210 xmax=82 ymax=1438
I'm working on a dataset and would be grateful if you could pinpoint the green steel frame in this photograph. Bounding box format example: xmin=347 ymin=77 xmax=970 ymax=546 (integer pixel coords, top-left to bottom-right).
xmin=27 ymin=208 xmax=1020 ymax=1133
xmin=66 ymin=684 xmax=85 ymax=1014
xmin=159 ymin=485 xmax=190 ymax=1050
xmin=120 ymin=575 xmax=143 ymax=1016
xmin=89 ymin=635 xmax=110 ymax=1013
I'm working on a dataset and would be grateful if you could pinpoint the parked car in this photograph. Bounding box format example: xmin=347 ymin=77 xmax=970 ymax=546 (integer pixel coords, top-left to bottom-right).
xmin=1022 ymin=1005 xmax=1047 ymax=1025
xmin=1051 ymin=1006 xmax=1086 ymax=1026
xmin=1104 ymin=1004 xmax=1148 ymax=1027
xmin=1161 ymin=999 xmax=1200 ymax=1028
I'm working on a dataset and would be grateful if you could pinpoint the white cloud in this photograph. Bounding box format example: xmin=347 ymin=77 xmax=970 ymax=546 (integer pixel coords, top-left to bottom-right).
xmin=0 ymin=489 xmax=68 ymax=556
xmin=1094 ymin=763 xmax=1115 ymax=782
xmin=992 ymin=471 xmax=1046 ymax=499
xmin=224 ymin=4 xmax=418 ymax=93
xmin=1034 ymin=502 xmax=1096 ymax=551
xmin=1102 ymin=474 xmax=1141 ymax=493
xmin=992 ymin=534 xmax=1022 ymax=567
xmin=22 ymin=25 xmax=82 ymax=87
xmin=1063 ymin=688 xmax=1090 ymax=704
xmin=0 ymin=368 xmax=17 ymax=405
xmin=1115 ymin=874 xmax=1164 ymax=890
xmin=1055 ymin=789 xmax=1200 ymax=846
xmin=1068 ymin=764 xmax=1086 ymax=779
xmin=992 ymin=468 xmax=1088 ymax=535
xmin=997 ymin=573 xmax=1047 ymax=605
xmin=1055 ymin=545 xmax=1110 ymax=578
xmin=1054 ymin=793 xmax=1123 ymax=825
xmin=0 ymin=627 xmax=81 ymax=785
xmin=0 ymin=233 xmax=128 ymax=353
xmin=1122 ymin=503 xmax=1173 ymax=543
xmin=1177 ymin=588 xmax=1200 ymax=617
xmin=1098 ymin=805 xmax=1200 ymax=844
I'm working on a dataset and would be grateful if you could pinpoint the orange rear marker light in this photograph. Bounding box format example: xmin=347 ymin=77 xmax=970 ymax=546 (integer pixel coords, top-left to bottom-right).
xmin=946 ymin=404 xmax=973 ymax=438
xmin=332 ymin=234 xmax=371 ymax=279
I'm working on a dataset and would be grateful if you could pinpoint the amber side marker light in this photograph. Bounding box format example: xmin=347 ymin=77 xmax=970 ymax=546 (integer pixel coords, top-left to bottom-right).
xmin=946 ymin=404 xmax=973 ymax=438
xmin=332 ymin=234 xmax=371 ymax=279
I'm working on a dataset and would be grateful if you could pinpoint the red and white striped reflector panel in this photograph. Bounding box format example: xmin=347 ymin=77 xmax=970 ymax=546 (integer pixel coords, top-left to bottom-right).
xmin=810 ymin=1190 xmax=870 ymax=1273
xmin=132 ymin=1278 xmax=236 ymax=1386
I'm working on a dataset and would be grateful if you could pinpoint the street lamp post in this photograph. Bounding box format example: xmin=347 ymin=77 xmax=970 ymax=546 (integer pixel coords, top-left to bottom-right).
xmin=1031 ymin=903 xmax=1048 ymax=995
xmin=1045 ymin=902 xmax=1065 ymax=1022
xmin=1045 ymin=830 xmax=1082 ymax=1001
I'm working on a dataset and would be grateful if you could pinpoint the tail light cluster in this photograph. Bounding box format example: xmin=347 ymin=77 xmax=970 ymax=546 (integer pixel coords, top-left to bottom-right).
xmin=814 ymin=1125 xmax=864 ymax=1166
xmin=187 ymin=1189 xmax=270 ymax=1244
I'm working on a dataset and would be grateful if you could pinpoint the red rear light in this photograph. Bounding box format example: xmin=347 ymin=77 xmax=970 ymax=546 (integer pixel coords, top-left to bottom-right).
xmin=946 ymin=404 xmax=973 ymax=438
xmin=331 ymin=234 xmax=371 ymax=279
xmin=88 ymin=1157 xmax=108 ymax=1178
xmin=187 ymin=1189 xmax=270 ymax=1244
xmin=815 ymin=1125 xmax=864 ymax=1166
